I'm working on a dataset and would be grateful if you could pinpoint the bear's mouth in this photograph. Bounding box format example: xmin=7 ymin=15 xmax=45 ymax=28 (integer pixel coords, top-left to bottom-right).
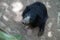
xmin=22 ymin=16 xmax=31 ymax=25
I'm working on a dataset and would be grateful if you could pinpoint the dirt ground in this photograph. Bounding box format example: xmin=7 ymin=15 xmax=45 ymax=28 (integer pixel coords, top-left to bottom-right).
xmin=0 ymin=0 xmax=60 ymax=40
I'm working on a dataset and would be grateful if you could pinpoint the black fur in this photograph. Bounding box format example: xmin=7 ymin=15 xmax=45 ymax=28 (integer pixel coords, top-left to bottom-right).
xmin=22 ymin=2 xmax=48 ymax=36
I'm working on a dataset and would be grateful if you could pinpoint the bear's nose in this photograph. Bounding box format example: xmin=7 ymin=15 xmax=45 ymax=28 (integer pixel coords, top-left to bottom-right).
xmin=22 ymin=20 xmax=26 ymax=24
xmin=22 ymin=19 xmax=30 ymax=25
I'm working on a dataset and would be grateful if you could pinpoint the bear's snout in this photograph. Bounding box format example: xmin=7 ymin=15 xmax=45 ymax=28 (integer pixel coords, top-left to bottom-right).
xmin=22 ymin=16 xmax=30 ymax=25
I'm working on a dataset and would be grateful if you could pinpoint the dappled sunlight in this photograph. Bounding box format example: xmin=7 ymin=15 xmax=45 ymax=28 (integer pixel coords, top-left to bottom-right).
xmin=0 ymin=1 xmax=23 ymax=22
xmin=10 ymin=1 xmax=24 ymax=22
xmin=11 ymin=1 xmax=23 ymax=13
xmin=14 ymin=11 xmax=23 ymax=22
xmin=43 ymin=2 xmax=51 ymax=9
xmin=3 ymin=15 xmax=9 ymax=21
xmin=46 ymin=2 xmax=51 ymax=8
xmin=48 ymin=31 xmax=53 ymax=37
xmin=0 ymin=0 xmax=59 ymax=40
xmin=47 ymin=22 xmax=53 ymax=30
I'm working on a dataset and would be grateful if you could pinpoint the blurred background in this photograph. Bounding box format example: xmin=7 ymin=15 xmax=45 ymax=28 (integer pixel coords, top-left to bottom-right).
xmin=0 ymin=0 xmax=60 ymax=40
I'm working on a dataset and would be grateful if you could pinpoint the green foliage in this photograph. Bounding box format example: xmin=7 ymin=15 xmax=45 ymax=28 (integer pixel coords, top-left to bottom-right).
xmin=0 ymin=31 xmax=23 ymax=40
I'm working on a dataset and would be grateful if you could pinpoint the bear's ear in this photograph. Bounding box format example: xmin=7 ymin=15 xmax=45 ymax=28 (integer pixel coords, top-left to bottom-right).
xmin=22 ymin=6 xmax=30 ymax=17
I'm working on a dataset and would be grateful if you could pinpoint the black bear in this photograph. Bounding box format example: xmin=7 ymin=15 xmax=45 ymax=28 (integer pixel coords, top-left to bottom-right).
xmin=22 ymin=2 xmax=48 ymax=36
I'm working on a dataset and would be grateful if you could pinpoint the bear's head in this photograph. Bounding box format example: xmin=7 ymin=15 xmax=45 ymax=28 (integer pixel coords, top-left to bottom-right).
xmin=22 ymin=12 xmax=37 ymax=25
